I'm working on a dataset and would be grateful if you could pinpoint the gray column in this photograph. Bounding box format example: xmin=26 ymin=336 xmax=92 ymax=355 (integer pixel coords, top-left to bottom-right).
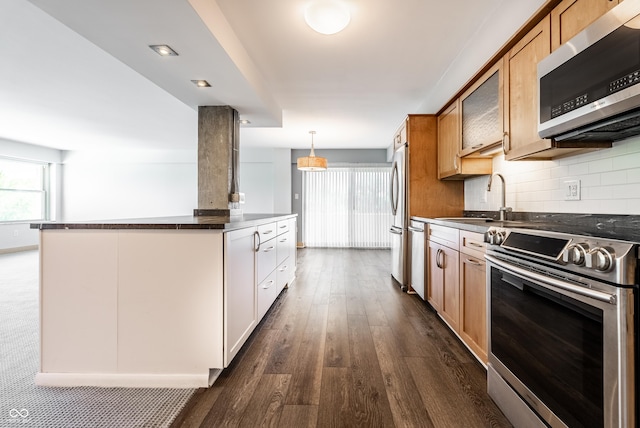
xmin=195 ymin=106 xmax=242 ymax=216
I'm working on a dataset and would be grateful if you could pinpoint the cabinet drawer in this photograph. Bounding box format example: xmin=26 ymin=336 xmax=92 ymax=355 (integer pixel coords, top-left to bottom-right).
xmin=428 ymin=224 xmax=459 ymax=250
xmin=276 ymin=230 xmax=292 ymax=266
xmin=257 ymin=238 xmax=277 ymax=284
xmin=276 ymin=260 xmax=293 ymax=294
xmin=459 ymin=230 xmax=486 ymax=259
xmin=258 ymin=222 xmax=277 ymax=242
xmin=257 ymin=270 xmax=277 ymax=321
xmin=276 ymin=220 xmax=290 ymax=236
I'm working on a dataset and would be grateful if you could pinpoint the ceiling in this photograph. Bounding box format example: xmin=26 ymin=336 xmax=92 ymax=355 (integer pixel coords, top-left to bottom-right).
xmin=1 ymin=0 xmax=546 ymax=152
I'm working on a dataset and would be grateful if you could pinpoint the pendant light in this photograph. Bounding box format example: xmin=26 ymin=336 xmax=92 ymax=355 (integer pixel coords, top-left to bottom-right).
xmin=297 ymin=131 xmax=327 ymax=171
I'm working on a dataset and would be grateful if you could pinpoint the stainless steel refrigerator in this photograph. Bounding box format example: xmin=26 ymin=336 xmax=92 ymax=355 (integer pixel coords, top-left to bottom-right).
xmin=389 ymin=143 xmax=408 ymax=291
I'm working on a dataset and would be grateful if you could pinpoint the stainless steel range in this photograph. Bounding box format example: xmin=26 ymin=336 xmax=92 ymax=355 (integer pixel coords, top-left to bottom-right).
xmin=484 ymin=226 xmax=638 ymax=428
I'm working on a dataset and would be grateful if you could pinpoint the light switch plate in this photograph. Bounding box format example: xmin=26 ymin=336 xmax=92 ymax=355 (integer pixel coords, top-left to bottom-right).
xmin=564 ymin=180 xmax=581 ymax=201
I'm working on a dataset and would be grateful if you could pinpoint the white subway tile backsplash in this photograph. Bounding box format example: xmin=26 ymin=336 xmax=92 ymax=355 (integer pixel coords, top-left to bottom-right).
xmin=579 ymin=174 xmax=600 ymax=188
xmin=568 ymin=162 xmax=590 ymax=175
xmin=550 ymin=165 xmax=569 ymax=178
xmin=627 ymin=169 xmax=640 ymax=183
xmin=613 ymin=136 xmax=640 ymax=155
xmin=614 ymin=183 xmax=640 ymax=199
xmin=626 ymin=198 xmax=640 ymax=214
xmin=587 ymin=158 xmax=613 ymax=174
xmin=612 ymin=151 xmax=640 ymax=170
xmin=464 ymin=137 xmax=640 ymax=214
xmin=583 ymin=186 xmax=610 ymax=200
xmin=600 ymin=170 xmax=627 ymax=186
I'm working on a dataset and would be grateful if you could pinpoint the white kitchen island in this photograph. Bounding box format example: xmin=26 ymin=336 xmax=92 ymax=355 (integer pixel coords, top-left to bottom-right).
xmin=31 ymin=214 xmax=296 ymax=389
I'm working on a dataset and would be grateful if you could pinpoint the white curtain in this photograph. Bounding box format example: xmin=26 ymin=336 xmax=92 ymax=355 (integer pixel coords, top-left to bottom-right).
xmin=303 ymin=165 xmax=392 ymax=248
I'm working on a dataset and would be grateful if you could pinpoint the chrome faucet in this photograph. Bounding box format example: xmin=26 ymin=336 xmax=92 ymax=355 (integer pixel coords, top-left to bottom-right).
xmin=487 ymin=173 xmax=512 ymax=221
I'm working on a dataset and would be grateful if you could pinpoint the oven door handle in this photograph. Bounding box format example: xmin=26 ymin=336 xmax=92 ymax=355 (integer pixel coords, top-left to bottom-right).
xmin=485 ymin=254 xmax=617 ymax=305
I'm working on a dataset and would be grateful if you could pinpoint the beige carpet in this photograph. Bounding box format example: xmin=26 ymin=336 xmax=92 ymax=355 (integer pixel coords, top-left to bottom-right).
xmin=0 ymin=250 xmax=195 ymax=428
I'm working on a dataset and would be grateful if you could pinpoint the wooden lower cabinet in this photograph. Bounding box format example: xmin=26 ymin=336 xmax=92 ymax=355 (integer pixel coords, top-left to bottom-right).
xmin=459 ymin=253 xmax=487 ymax=363
xmin=427 ymin=240 xmax=460 ymax=332
xmin=428 ymin=227 xmax=487 ymax=364
xmin=458 ymin=230 xmax=488 ymax=364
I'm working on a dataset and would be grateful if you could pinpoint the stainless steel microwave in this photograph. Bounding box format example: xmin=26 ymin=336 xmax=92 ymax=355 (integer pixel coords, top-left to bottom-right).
xmin=538 ymin=0 xmax=640 ymax=142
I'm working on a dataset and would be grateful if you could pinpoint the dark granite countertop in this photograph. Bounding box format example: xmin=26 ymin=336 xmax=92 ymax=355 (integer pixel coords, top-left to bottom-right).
xmin=30 ymin=213 xmax=297 ymax=231
xmin=412 ymin=216 xmax=491 ymax=234
xmin=412 ymin=211 xmax=640 ymax=243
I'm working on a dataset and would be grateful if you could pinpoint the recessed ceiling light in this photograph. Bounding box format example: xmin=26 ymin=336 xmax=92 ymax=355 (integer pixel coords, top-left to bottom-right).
xmin=149 ymin=45 xmax=178 ymax=56
xmin=191 ymin=80 xmax=211 ymax=88
xmin=304 ymin=1 xmax=351 ymax=35
xmin=239 ymin=119 xmax=251 ymax=125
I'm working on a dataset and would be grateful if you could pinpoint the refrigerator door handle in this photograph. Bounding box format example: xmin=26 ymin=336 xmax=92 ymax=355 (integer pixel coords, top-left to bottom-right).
xmin=390 ymin=161 xmax=399 ymax=216
xmin=390 ymin=226 xmax=403 ymax=235
xmin=408 ymin=226 xmax=424 ymax=233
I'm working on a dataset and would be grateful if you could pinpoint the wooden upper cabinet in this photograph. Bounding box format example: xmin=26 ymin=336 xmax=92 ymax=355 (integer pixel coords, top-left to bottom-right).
xmin=437 ymin=101 xmax=460 ymax=179
xmin=503 ymin=15 xmax=552 ymax=160
xmin=460 ymin=61 xmax=504 ymax=157
xmin=551 ymin=0 xmax=620 ymax=51
xmin=437 ymin=100 xmax=492 ymax=180
xmin=393 ymin=120 xmax=407 ymax=150
xmin=502 ymin=3 xmax=616 ymax=160
xmin=402 ymin=115 xmax=463 ymax=217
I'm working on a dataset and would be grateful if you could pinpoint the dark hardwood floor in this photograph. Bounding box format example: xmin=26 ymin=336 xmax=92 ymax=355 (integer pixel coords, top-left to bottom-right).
xmin=170 ymin=248 xmax=512 ymax=428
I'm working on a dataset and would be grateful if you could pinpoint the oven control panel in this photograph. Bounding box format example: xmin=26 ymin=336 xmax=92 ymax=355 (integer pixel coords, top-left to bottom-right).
xmin=584 ymin=247 xmax=615 ymax=271
xmin=484 ymin=226 xmax=638 ymax=283
xmin=485 ymin=229 xmax=506 ymax=245
xmin=563 ymin=243 xmax=615 ymax=271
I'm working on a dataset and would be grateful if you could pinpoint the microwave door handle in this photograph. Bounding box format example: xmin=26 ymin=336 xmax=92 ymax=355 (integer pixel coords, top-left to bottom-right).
xmin=485 ymin=254 xmax=616 ymax=305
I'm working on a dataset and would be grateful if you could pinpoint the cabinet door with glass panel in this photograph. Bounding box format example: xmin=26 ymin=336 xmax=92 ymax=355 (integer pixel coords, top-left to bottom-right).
xmin=460 ymin=61 xmax=504 ymax=158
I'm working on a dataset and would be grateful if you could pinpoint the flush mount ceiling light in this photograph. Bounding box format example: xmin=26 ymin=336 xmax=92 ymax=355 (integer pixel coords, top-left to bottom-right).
xmin=304 ymin=0 xmax=351 ymax=35
xmin=149 ymin=44 xmax=178 ymax=56
xmin=191 ymin=80 xmax=211 ymax=87
xmin=239 ymin=119 xmax=251 ymax=125
xmin=297 ymin=131 xmax=327 ymax=171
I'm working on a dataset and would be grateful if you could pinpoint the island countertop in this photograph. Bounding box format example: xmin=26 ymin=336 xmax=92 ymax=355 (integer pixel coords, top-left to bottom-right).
xmin=31 ymin=213 xmax=297 ymax=231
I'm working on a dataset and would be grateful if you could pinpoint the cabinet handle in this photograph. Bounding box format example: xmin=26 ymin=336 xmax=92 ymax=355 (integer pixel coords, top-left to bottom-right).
xmin=279 ymin=225 xmax=287 ymax=229
xmin=468 ymin=241 xmax=483 ymax=248
xmin=436 ymin=248 xmax=444 ymax=268
xmin=263 ymin=230 xmax=274 ymax=235
xmin=279 ymin=265 xmax=288 ymax=272
xmin=254 ymin=231 xmax=261 ymax=252
xmin=263 ymin=246 xmax=275 ymax=253
xmin=502 ymin=132 xmax=509 ymax=154
xmin=262 ymin=280 xmax=275 ymax=289
xmin=453 ymin=155 xmax=458 ymax=170
xmin=471 ymin=144 xmax=483 ymax=149
xmin=465 ymin=258 xmax=482 ymax=266
xmin=280 ymin=238 xmax=287 ymax=243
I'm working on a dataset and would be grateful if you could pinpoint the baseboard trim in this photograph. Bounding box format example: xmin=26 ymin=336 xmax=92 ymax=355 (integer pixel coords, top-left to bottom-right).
xmin=0 ymin=245 xmax=38 ymax=255
xmin=35 ymin=372 xmax=209 ymax=388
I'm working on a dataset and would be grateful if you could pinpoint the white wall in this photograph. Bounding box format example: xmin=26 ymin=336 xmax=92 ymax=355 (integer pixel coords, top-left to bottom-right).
xmin=61 ymin=150 xmax=197 ymax=220
xmin=465 ymin=136 xmax=640 ymax=214
xmin=239 ymin=147 xmax=291 ymax=214
xmin=61 ymin=147 xmax=291 ymax=221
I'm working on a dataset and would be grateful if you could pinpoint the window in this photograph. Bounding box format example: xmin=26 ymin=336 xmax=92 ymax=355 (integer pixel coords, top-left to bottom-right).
xmin=303 ymin=165 xmax=391 ymax=248
xmin=0 ymin=158 xmax=49 ymax=222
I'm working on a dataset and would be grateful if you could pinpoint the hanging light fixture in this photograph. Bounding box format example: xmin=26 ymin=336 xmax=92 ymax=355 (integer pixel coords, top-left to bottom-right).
xmin=297 ymin=131 xmax=327 ymax=171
